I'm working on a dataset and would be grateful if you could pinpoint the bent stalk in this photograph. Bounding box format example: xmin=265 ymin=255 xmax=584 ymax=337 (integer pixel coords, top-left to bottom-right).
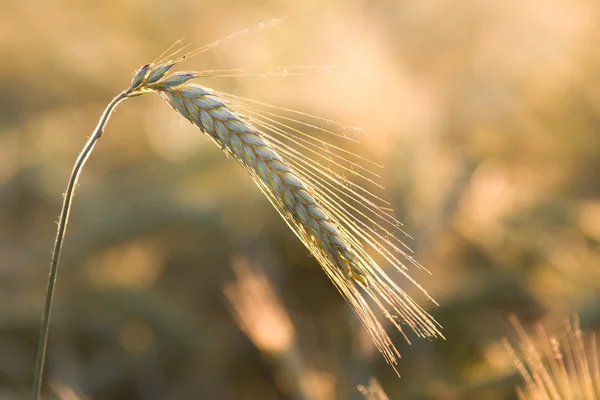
xmin=32 ymin=90 xmax=129 ymax=400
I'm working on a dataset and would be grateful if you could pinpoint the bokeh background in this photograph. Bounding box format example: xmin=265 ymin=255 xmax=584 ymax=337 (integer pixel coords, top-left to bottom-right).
xmin=1 ymin=0 xmax=600 ymax=399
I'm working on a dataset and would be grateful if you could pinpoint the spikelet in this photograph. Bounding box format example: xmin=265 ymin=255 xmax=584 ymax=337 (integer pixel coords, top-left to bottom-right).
xmin=125 ymin=47 xmax=443 ymax=371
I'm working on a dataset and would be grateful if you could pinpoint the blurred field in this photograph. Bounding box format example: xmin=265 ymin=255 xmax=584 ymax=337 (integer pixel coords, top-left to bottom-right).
xmin=1 ymin=0 xmax=600 ymax=399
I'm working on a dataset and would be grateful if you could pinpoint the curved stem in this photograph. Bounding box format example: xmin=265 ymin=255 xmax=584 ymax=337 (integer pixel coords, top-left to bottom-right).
xmin=32 ymin=90 xmax=129 ymax=400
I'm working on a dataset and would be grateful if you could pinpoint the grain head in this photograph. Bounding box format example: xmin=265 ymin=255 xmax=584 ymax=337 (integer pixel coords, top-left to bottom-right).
xmin=124 ymin=42 xmax=443 ymax=372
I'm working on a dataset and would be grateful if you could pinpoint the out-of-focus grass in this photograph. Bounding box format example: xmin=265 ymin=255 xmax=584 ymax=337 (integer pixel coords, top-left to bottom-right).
xmin=1 ymin=0 xmax=599 ymax=399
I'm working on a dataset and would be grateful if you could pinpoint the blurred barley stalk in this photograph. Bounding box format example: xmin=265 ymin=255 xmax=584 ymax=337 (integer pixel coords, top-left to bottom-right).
xmin=225 ymin=256 xmax=335 ymax=400
xmin=35 ymin=19 xmax=442 ymax=396
xmin=358 ymin=378 xmax=390 ymax=400
xmin=505 ymin=316 xmax=600 ymax=400
xmin=50 ymin=382 xmax=88 ymax=400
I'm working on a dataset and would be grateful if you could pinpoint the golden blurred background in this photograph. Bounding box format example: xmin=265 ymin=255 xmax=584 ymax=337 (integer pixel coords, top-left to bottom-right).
xmin=1 ymin=0 xmax=599 ymax=399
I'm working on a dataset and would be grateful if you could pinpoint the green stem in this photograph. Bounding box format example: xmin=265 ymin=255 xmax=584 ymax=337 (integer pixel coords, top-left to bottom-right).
xmin=32 ymin=90 xmax=129 ymax=400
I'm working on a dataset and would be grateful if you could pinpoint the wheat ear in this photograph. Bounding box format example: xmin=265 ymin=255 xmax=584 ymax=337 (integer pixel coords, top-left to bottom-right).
xmin=127 ymin=60 xmax=443 ymax=371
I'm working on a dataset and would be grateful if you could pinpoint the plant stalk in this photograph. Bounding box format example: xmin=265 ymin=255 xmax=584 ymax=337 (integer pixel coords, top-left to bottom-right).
xmin=32 ymin=90 xmax=129 ymax=400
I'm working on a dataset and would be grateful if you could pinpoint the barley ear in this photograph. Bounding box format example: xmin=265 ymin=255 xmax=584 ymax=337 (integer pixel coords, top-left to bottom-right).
xmin=147 ymin=71 xmax=442 ymax=372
